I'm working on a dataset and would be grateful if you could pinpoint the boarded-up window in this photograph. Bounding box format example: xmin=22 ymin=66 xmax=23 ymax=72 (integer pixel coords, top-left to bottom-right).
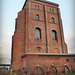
xmin=35 ymin=28 xmax=41 ymax=39
xmin=52 ymin=17 xmax=54 ymax=23
xmin=36 ymin=14 xmax=39 ymax=20
xmin=52 ymin=30 xmax=57 ymax=40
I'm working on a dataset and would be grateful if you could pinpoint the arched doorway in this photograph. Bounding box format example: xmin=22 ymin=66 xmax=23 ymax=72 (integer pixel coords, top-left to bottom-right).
xmin=48 ymin=66 xmax=57 ymax=75
xmin=64 ymin=66 xmax=70 ymax=73
xmin=31 ymin=66 xmax=44 ymax=75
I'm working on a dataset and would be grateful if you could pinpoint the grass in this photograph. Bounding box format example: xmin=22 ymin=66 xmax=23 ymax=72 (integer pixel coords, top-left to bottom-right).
xmin=0 ymin=69 xmax=75 ymax=75
xmin=58 ymin=73 xmax=75 ymax=75
xmin=63 ymin=73 xmax=75 ymax=75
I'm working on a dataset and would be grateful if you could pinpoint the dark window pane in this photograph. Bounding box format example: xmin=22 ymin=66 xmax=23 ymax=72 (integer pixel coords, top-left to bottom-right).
xmin=66 ymin=59 xmax=70 ymax=62
xmin=37 ymin=47 xmax=41 ymax=52
xmin=52 ymin=30 xmax=57 ymax=40
xmin=74 ymin=59 xmax=75 ymax=62
xmin=35 ymin=5 xmax=36 ymax=9
xmin=52 ymin=17 xmax=54 ymax=23
xmin=52 ymin=9 xmax=54 ymax=13
xmin=35 ymin=28 xmax=41 ymax=39
xmin=36 ymin=14 xmax=39 ymax=20
xmin=38 ymin=6 xmax=39 ymax=10
xmin=50 ymin=8 xmax=51 ymax=12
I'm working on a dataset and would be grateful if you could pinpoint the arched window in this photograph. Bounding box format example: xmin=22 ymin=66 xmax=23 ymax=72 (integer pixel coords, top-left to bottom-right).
xmin=31 ymin=66 xmax=44 ymax=75
xmin=48 ymin=66 xmax=57 ymax=74
xmin=36 ymin=14 xmax=39 ymax=20
xmin=51 ymin=17 xmax=54 ymax=23
xmin=34 ymin=47 xmax=43 ymax=53
xmin=37 ymin=47 xmax=41 ymax=52
xmin=52 ymin=30 xmax=57 ymax=40
xmin=63 ymin=65 xmax=70 ymax=73
xmin=35 ymin=28 xmax=41 ymax=39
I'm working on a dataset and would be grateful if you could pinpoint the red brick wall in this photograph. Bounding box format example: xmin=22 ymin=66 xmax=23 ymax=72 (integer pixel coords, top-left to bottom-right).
xmin=24 ymin=0 xmax=67 ymax=53
xmin=11 ymin=9 xmax=26 ymax=70
xmin=11 ymin=0 xmax=68 ymax=70
xmin=22 ymin=55 xmax=75 ymax=75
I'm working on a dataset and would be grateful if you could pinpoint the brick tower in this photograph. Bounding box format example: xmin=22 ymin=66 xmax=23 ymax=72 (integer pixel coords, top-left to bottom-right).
xmin=11 ymin=0 xmax=75 ymax=74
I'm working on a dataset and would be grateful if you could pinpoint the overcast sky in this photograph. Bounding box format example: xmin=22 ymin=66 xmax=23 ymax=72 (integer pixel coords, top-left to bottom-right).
xmin=0 ymin=0 xmax=75 ymax=64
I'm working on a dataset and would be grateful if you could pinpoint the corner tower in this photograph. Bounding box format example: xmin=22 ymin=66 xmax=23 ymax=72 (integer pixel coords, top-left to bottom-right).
xmin=11 ymin=0 xmax=67 ymax=70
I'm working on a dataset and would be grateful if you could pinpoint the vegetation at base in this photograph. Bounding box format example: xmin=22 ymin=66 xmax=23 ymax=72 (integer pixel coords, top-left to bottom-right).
xmin=0 ymin=69 xmax=24 ymax=75
xmin=62 ymin=73 xmax=75 ymax=75
xmin=0 ymin=69 xmax=75 ymax=75
xmin=57 ymin=73 xmax=75 ymax=75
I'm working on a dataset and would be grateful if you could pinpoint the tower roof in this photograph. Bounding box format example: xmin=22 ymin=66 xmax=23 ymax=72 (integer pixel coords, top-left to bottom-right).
xmin=22 ymin=0 xmax=59 ymax=10
xmin=38 ymin=0 xmax=59 ymax=6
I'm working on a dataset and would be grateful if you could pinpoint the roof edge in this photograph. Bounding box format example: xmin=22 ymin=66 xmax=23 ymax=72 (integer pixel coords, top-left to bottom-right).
xmin=22 ymin=0 xmax=59 ymax=10
xmin=22 ymin=0 xmax=27 ymax=10
xmin=0 ymin=64 xmax=11 ymax=66
xmin=38 ymin=0 xmax=59 ymax=6
xmin=21 ymin=53 xmax=75 ymax=57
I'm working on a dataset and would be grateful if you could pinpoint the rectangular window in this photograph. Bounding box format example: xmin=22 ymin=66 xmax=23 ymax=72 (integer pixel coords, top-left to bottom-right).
xmin=74 ymin=59 xmax=75 ymax=62
xmin=35 ymin=5 xmax=36 ymax=9
xmin=50 ymin=8 xmax=51 ymax=12
xmin=66 ymin=59 xmax=70 ymax=62
xmin=38 ymin=6 xmax=39 ymax=10
xmin=52 ymin=9 xmax=54 ymax=13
